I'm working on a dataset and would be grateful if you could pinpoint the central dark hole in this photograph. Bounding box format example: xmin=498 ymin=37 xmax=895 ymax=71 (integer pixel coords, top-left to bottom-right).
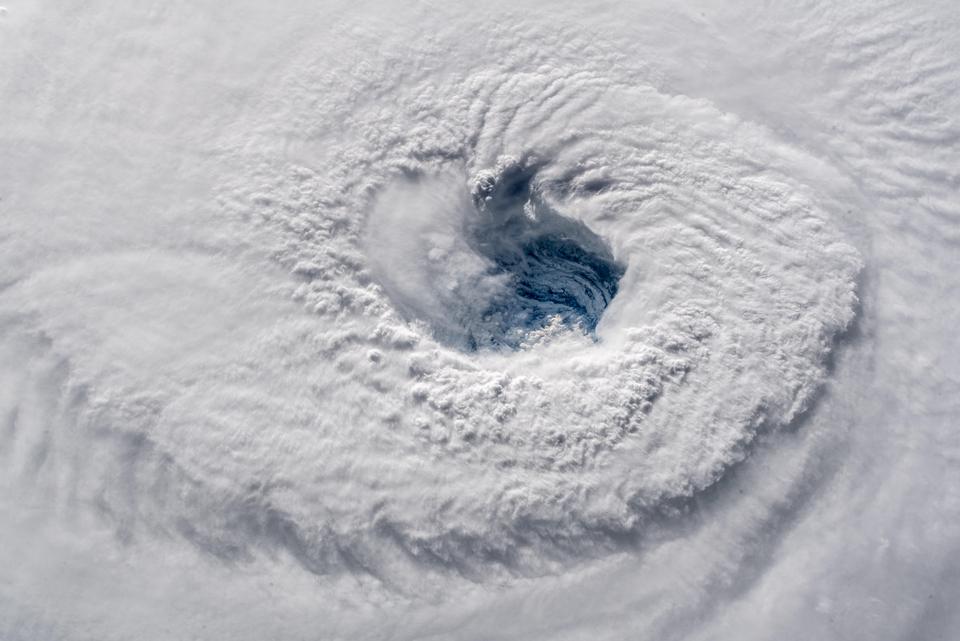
xmin=464 ymin=161 xmax=624 ymax=350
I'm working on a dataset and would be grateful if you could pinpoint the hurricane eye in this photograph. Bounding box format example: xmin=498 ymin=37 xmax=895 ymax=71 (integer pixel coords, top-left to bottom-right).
xmin=465 ymin=171 xmax=624 ymax=350
xmin=365 ymin=160 xmax=625 ymax=352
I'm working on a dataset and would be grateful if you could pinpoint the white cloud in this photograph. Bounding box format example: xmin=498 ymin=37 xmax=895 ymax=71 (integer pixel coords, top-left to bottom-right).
xmin=0 ymin=0 xmax=957 ymax=639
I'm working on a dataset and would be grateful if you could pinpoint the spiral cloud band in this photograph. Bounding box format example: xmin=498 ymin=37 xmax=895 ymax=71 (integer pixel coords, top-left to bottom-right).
xmin=1 ymin=1 xmax=958 ymax=640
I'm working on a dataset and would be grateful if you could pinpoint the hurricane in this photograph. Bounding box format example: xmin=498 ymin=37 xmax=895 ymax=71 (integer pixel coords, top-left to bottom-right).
xmin=1 ymin=2 xmax=958 ymax=640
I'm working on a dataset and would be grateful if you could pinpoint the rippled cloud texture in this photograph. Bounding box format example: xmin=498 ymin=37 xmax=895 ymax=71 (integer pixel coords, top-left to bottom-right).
xmin=1 ymin=1 xmax=958 ymax=639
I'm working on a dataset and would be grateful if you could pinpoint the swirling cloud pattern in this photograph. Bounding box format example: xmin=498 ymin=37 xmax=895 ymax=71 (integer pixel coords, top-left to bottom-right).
xmin=0 ymin=1 xmax=957 ymax=640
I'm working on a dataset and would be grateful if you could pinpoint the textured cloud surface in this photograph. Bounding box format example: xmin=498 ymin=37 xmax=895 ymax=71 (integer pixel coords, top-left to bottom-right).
xmin=1 ymin=1 xmax=958 ymax=640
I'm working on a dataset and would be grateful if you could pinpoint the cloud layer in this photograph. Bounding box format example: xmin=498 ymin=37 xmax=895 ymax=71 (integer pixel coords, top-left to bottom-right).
xmin=1 ymin=1 xmax=957 ymax=639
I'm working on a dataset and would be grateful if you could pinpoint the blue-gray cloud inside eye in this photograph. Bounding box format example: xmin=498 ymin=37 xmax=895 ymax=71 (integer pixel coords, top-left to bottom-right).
xmin=462 ymin=161 xmax=624 ymax=350
xmin=365 ymin=159 xmax=625 ymax=352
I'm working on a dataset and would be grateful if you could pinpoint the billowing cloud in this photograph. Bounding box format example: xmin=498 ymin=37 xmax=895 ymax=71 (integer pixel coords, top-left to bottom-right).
xmin=0 ymin=1 xmax=957 ymax=640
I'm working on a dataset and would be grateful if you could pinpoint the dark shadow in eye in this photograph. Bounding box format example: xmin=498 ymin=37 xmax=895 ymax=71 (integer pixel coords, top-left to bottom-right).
xmin=462 ymin=162 xmax=625 ymax=351
xmin=581 ymin=178 xmax=613 ymax=194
